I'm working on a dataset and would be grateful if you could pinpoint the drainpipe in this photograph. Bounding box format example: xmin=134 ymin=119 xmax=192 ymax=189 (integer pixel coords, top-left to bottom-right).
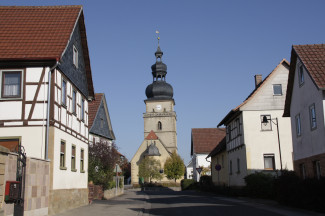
xmin=45 ymin=61 xmax=59 ymax=160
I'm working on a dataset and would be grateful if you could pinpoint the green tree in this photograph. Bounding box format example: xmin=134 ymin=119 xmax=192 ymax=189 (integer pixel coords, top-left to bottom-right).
xmin=88 ymin=141 xmax=119 ymax=189
xmin=164 ymin=151 xmax=185 ymax=182
xmin=138 ymin=157 xmax=163 ymax=183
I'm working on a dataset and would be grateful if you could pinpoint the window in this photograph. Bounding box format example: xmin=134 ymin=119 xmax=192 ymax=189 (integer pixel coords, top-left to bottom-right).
xmin=264 ymin=154 xmax=275 ymax=170
xmin=62 ymin=79 xmax=67 ymax=106
xmin=81 ymin=98 xmax=85 ymax=121
xmin=313 ymin=160 xmax=321 ymax=179
xmin=80 ymin=149 xmax=84 ymax=172
xmin=60 ymin=141 xmax=66 ymax=169
xmin=237 ymin=158 xmax=240 ymax=173
xmin=235 ymin=118 xmax=240 ymax=135
xmin=295 ymin=114 xmax=301 ymax=136
xmin=229 ymin=160 xmax=233 ymax=175
xmin=71 ymin=145 xmax=76 ymax=171
xmin=300 ymin=163 xmax=306 ymax=179
xmin=158 ymin=121 xmax=162 ymax=130
xmin=72 ymin=89 xmax=77 ymax=114
xmin=273 ymin=84 xmax=282 ymax=95
xmin=261 ymin=115 xmax=272 ymax=131
xmin=226 ymin=125 xmax=231 ymax=142
xmin=1 ymin=71 xmax=22 ymax=98
xmin=100 ymin=118 xmax=104 ymax=128
xmin=309 ymin=104 xmax=317 ymax=130
xmin=298 ymin=65 xmax=304 ymax=86
xmin=73 ymin=45 xmax=78 ymax=68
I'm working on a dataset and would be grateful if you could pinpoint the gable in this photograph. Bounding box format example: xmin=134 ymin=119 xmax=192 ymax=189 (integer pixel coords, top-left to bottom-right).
xmin=241 ymin=61 xmax=289 ymax=111
xmin=58 ymin=20 xmax=89 ymax=98
xmin=89 ymin=99 xmax=114 ymax=140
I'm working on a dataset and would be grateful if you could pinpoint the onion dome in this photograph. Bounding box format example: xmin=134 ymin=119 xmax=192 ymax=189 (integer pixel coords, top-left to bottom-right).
xmin=145 ymin=45 xmax=174 ymax=100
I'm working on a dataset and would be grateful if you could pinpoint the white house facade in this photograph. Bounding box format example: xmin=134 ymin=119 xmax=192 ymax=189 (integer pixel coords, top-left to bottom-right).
xmin=284 ymin=44 xmax=325 ymax=179
xmin=191 ymin=128 xmax=226 ymax=182
xmin=0 ymin=6 xmax=94 ymax=215
xmin=218 ymin=59 xmax=294 ymax=186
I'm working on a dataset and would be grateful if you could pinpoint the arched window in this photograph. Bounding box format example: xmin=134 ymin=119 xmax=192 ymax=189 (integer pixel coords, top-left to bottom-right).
xmin=158 ymin=121 xmax=162 ymax=130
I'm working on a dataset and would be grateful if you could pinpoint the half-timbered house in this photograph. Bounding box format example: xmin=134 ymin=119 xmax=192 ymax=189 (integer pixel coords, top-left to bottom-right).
xmin=0 ymin=6 xmax=94 ymax=215
xmin=218 ymin=59 xmax=293 ymax=186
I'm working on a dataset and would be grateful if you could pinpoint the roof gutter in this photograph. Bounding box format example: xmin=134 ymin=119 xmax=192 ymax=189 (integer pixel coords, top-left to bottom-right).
xmin=45 ymin=61 xmax=59 ymax=160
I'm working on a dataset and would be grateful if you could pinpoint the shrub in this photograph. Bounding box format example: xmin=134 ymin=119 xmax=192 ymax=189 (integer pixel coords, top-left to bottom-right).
xmin=181 ymin=179 xmax=196 ymax=190
xmin=275 ymin=171 xmax=325 ymax=213
xmin=244 ymin=172 xmax=275 ymax=199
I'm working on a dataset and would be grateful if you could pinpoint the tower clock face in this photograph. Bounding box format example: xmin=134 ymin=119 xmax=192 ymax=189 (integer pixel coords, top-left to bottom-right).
xmin=156 ymin=104 xmax=162 ymax=110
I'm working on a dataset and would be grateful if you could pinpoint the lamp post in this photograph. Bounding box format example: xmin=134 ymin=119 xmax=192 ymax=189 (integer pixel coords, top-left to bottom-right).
xmin=261 ymin=116 xmax=283 ymax=172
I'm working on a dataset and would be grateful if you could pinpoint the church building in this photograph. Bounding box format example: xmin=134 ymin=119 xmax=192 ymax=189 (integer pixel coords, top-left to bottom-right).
xmin=131 ymin=44 xmax=177 ymax=184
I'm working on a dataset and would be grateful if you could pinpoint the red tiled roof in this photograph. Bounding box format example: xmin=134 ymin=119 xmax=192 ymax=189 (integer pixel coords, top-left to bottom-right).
xmin=284 ymin=44 xmax=325 ymax=117
xmin=0 ymin=6 xmax=81 ymax=60
xmin=218 ymin=59 xmax=289 ymax=126
xmin=207 ymin=137 xmax=226 ymax=158
xmin=191 ymin=128 xmax=226 ymax=155
xmin=294 ymin=44 xmax=325 ymax=88
xmin=88 ymin=93 xmax=103 ymax=127
xmin=0 ymin=6 xmax=94 ymax=98
xmin=145 ymin=130 xmax=158 ymax=140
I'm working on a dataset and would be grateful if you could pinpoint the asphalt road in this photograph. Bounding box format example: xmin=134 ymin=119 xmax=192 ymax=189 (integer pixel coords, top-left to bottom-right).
xmin=55 ymin=188 xmax=324 ymax=216
xmin=142 ymin=189 xmax=324 ymax=216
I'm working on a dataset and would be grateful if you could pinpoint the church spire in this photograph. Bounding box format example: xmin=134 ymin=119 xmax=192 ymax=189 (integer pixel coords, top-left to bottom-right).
xmin=145 ymin=35 xmax=174 ymax=101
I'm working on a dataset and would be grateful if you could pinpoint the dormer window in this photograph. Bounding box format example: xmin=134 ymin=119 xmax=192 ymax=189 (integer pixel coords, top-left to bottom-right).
xmin=298 ymin=65 xmax=304 ymax=86
xmin=73 ymin=45 xmax=78 ymax=68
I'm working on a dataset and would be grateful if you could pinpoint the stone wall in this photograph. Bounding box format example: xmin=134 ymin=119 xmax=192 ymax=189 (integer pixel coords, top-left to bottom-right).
xmin=24 ymin=157 xmax=50 ymax=216
xmin=103 ymin=188 xmax=123 ymax=200
xmin=48 ymin=188 xmax=88 ymax=215
xmin=2 ymin=152 xmax=17 ymax=216
xmin=0 ymin=149 xmax=50 ymax=216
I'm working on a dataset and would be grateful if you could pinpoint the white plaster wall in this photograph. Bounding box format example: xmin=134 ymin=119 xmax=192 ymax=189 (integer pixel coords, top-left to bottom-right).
xmin=192 ymin=154 xmax=210 ymax=181
xmin=26 ymin=67 xmax=44 ymax=82
xmin=52 ymin=127 xmax=88 ymax=189
xmin=0 ymin=102 xmax=22 ymax=120
xmin=290 ymin=59 xmax=325 ymax=160
xmin=32 ymin=103 xmax=47 ymax=120
xmin=0 ymin=126 xmax=46 ymax=158
xmin=25 ymin=85 xmax=37 ymax=101
xmin=242 ymin=110 xmax=293 ymax=171
xmin=228 ymin=147 xmax=247 ymax=186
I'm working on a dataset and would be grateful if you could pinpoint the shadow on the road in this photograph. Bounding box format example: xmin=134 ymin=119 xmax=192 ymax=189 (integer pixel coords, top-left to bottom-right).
xmin=128 ymin=190 xmax=286 ymax=216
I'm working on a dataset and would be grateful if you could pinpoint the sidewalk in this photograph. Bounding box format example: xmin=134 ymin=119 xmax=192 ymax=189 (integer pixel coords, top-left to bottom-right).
xmin=54 ymin=189 xmax=149 ymax=216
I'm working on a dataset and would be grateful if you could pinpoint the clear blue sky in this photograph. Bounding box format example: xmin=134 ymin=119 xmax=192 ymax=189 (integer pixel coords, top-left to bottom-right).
xmin=2 ymin=0 xmax=325 ymax=163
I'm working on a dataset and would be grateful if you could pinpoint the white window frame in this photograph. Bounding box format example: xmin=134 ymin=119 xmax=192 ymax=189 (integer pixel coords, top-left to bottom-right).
xmin=72 ymin=89 xmax=77 ymax=114
xmin=295 ymin=114 xmax=301 ymax=137
xmin=0 ymin=69 xmax=23 ymax=100
xmin=73 ymin=45 xmax=78 ymax=68
xmin=273 ymin=84 xmax=282 ymax=96
xmin=81 ymin=98 xmax=85 ymax=121
xmin=309 ymin=104 xmax=317 ymax=130
xmin=61 ymin=79 xmax=67 ymax=106
xmin=264 ymin=154 xmax=275 ymax=170
xmin=261 ymin=115 xmax=272 ymax=131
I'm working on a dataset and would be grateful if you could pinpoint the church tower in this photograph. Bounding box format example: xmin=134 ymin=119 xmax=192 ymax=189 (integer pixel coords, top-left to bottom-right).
xmin=143 ymin=45 xmax=177 ymax=153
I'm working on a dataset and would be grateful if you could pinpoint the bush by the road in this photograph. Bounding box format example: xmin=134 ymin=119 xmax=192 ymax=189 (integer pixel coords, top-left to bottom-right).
xmin=181 ymin=179 xmax=197 ymax=190
xmin=244 ymin=172 xmax=275 ymax=199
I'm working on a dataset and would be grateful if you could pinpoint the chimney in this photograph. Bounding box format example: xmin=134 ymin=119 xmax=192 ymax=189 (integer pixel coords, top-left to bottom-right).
xmin=254 ymin=75 xmax=262 ymax=89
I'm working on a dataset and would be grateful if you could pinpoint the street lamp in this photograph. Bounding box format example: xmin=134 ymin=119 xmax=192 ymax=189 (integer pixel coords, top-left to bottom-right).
xmin=261 ymin=116 xmax=283 ymax=172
